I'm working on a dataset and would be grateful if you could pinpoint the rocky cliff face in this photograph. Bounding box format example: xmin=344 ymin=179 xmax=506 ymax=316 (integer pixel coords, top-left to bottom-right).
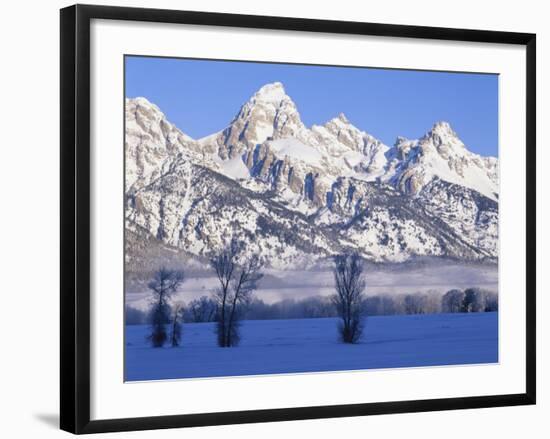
xmin=383 ymin=122 xmax=498 ymax=200
xmin=125 ymin=82 xmax=498 ymax=268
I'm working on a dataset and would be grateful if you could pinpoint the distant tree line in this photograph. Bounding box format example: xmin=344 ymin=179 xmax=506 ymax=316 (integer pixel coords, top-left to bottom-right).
xmin=127 ymin=287 xmax=497 ymax=325
xmin=441 ymin=288 xmax=498 ymax=313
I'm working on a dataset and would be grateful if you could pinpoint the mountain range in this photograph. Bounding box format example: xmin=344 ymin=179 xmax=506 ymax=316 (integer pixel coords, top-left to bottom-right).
xmin=125 ymin=82 xmax=498 ymax=269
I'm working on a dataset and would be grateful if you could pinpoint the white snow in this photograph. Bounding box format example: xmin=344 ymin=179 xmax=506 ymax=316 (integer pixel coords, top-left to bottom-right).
xmin=268 ymin=138 xmax=323 ymax=166
xmin=382 ymin=122 xmax=499 ymax=200
xmin=253 ymin=81 xmax=287 ymax=103
xmin=420 ymin=149 xmax=498 ymax=200
xmin=196 ymin=131 xmax=221 ymax=146
xmin=342 ymin=150 xmax=365 ymax=168
xmin=125 ymin=86 xmax=500 ymax=266
xmin=250 ymin=122 xmax=274 ymax=144
xmin=125 ymin=312 xmax=498 ymax=381
xmin=218 ymin=156 xmax=250 ymax=179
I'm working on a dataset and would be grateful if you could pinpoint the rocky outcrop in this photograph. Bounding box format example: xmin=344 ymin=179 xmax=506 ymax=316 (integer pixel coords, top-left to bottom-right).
xmin=124 ymin=83 xmax=499 ymax=267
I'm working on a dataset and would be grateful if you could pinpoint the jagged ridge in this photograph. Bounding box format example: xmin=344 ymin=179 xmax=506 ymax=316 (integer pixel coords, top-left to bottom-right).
xmin=125 ymin=82 xmax=498 ymax=267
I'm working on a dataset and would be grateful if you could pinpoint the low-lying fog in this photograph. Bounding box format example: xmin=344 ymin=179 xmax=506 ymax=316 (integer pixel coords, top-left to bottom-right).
xmin=126 ymin=261 xmax=498 ymax=311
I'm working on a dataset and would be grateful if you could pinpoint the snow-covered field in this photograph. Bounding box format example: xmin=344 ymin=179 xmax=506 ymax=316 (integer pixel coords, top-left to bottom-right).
xmin=125 ymin=312 xmax=498 ymax=381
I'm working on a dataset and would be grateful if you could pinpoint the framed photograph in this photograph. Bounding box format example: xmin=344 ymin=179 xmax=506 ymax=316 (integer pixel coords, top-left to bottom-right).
xmin=60 ymin=4 xmax=536 ymax=434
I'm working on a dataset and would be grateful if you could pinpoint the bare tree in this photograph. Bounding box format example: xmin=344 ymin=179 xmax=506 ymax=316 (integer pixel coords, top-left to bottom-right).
xmin=403 ymin=293 xmax=429 ymax=314
xmin=210 ymin=241 xmax=237 ymax=347
xmin=170 ymin=304 xmax=183 ymax=347
xmin=484 ymin=291 xmax=499 ymax=312
xmin=210 ymin=241 xmax=263 ymax=347
xmin=442 ymin=289 xmax=465 ymax=313
xmin=225 ymin=254 xmax=262 ymax=345
xmin=462 ymin=287 xmax=487 ymax=313
xmin=147 ymin=267 xmax=184 ymax=347
xmin=332 ymin=253 xmax=367 ymax=343
xmin=185 ymin=296 xmax=217 ymax=323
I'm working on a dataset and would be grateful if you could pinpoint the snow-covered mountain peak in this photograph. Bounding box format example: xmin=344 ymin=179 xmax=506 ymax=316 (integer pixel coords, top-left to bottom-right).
xmin=422 ymin=121 xmax=465 ymax=153
xmin=382 ymin=121 xmax=498 ymax=200
xmin=251 ymin=81 xmax=289 ymax=104
xmin=336 ymin=112 xmax=350 ymax=123
xmin=325 ymin=112 xmax=356 ymax=129
xmin=125 ymin=97 xmax=200 ymax=189
xmin=431 ymin=120 xmax=455 ymax=135
xmin=196 ymin=82 xmax=306 ymax=161
xmin=322 ymin=113 xmax=364 ymax=142
xmin=128 ymin=96 xmax=158 ymax=110
xmin=127 ymin=97 xmax=170 ymax=130
xmin=125 ymin=92 xmax=500 ymax=266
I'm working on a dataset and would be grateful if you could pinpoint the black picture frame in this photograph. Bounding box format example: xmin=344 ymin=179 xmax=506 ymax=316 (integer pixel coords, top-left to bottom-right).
xmin=60 ymin=4 xmax=536 ymax=434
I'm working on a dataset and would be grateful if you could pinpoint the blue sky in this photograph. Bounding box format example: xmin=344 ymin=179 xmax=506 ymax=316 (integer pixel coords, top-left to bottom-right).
xmin=125 ymin=56 xmax=498 ymax=157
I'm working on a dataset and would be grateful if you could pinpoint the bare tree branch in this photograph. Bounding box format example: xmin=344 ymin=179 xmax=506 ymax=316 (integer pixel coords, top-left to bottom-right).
xmin=147 ymin=267 xmax=185 ymax=347
xmin=332 ymin=253 xmax=367 ymax=344
xmin=210 ymin=240 xmax=263 ymax=347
